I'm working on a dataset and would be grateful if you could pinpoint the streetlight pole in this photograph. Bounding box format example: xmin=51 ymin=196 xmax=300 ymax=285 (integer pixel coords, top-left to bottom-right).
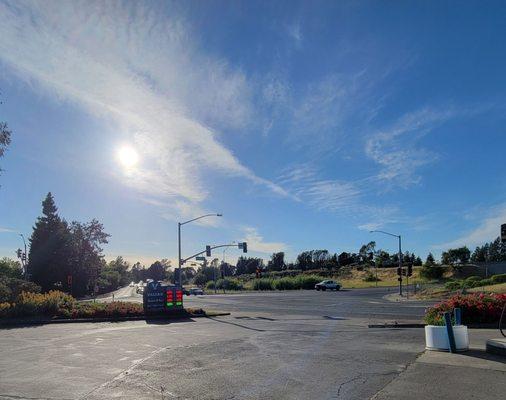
xmin=370 ymin=230 xmax=403 ymax=296
xmin=19 ymin=234 xmax=27 ymax=277
xmin=177 ymin=213 xmax=222 ymax=288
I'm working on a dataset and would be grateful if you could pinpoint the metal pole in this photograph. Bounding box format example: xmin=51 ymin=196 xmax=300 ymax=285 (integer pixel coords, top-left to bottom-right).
xmin=213 ymin=264 xmax=217 ymax=294
xmin=398 ymin=235 xmax=403 ymax=296
xmin=178 ymin=222 xmax=182 ymax=288
xmin=19 ymin=234 xmax=27 ymax=277
xmin=374 ymin=258 xmax=378 ymax=287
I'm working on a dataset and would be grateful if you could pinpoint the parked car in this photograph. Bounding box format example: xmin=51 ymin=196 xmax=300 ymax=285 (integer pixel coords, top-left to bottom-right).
xmin=188 ymin=287 xmax=204 ymax=295
xmin=315 ymin=280 xmax=341 ymax=291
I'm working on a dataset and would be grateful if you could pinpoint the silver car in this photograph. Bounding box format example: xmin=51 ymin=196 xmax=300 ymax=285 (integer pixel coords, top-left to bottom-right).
xmin=315 ymin=280 xmax=341 ymax=291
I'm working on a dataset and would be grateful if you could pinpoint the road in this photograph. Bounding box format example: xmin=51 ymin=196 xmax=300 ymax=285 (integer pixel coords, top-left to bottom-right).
xmin=0 ymin=288 xmax=436 ymax=400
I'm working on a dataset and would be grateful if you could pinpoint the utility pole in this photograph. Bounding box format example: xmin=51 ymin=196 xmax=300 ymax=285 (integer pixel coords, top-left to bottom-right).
xmin=371 ymin=230 xmax=403 ymax=296
xmin=177 ymin=213 xmax=222 ymax=288
xmin=398 ymin=234 xmax=403 ymax=297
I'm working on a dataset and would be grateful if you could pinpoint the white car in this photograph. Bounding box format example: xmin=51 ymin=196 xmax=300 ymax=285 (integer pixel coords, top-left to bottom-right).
xmin=188 ymin=287 xmax=204 ymax=295
xmin=315 ymin=280 xmax=341 ymax=291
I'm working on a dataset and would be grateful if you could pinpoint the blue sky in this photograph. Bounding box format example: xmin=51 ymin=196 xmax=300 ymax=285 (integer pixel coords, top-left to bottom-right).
xmin=1 ymin=0 xmax=506 ymax=266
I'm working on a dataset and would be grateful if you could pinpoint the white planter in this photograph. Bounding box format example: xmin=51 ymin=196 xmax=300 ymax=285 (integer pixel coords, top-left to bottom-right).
xmin=425 ymin=325 xmax=469 ymax=351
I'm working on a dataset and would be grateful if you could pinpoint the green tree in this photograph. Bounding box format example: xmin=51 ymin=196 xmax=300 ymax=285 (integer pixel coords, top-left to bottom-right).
xmin=267 ymin=252 xmax=285 ymax=271
xmin=424 ymin=252 xmax=436 ymax=266
xmin=146 ymin=259 xmax=170 ymax=281
xmin=28 ymin=193 xmax=72 ymax=292
xmin=442 ymin=247 xmax=471 ymax=265
xmin=68 ymin=220 xmax=109 ymax=296
xmin=235 ymin=257 xmax=264 ymax=275
xmin=0 ymin=257 xmax=23 ymax=279
xmin=0 ymin=90 xmax=12 ymax=178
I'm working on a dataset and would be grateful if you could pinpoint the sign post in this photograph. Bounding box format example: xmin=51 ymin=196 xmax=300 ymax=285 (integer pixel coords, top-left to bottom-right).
xmin=143 ymin=281 xmax=184 ymax=314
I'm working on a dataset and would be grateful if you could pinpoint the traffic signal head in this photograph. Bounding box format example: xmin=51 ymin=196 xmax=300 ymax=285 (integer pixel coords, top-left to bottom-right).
xmin=242 ymin=242 xmax=247 ymax=253
xmin=407 ymin=263 xmax=413 ymax=277
xmin=206 ymin=245 xmax=211 ymax=257
xmin=501 ymin=223 xmax=506 ymax=243
xmin=16 ymin=249 xmax=22 ymax=258
xmin=397 ymin=267 xmax=402 ymax=276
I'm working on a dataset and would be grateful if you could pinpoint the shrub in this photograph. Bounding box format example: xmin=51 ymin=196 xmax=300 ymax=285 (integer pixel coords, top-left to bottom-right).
xmin=274 ymin=277 xmax=296 ymax=290
xmin=0 ymin=302 xmax=11 ymax=317
xmin=252 ymin=278 xmax=275 ymax=291
xmin=445 ymin=280 xmax=462 ymax=291
xmin=424 ymin=293 xmax=506 ymax=325
xmin=491 ymin=274 xmax=506 ymax=284
xmin=295 ymin=275 xmax=324 ymax=289
xmin=419 ymin=265 xmax=445 ymax=280
xmin=15 ymin=290 xmax=75 ymax=316
xmin=363 ymin=272 xmax=380 ymax=282
xmin=206 ymin=279 xmax=244 ymax=291
xmin=477 ymin=278 xmax=494 ymax=287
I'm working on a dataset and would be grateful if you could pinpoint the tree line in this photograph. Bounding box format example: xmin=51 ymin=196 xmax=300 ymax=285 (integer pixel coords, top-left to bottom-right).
xmin=25 ymin=193 xmax=180 ymax=297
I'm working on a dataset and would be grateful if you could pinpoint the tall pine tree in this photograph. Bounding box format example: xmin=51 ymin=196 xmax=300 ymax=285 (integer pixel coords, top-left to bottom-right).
xmin=28 ymin=193 xmax=71 ymax=291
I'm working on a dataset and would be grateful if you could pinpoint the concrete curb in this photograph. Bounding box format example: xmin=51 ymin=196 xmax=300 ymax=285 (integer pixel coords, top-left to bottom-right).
xmin=486 ymin=338 xmax=506 ymax=356
xmin=368 ymin=322 xmax=501 ymax=329
xmin=0 ymin=311 xmax=230 ymax=328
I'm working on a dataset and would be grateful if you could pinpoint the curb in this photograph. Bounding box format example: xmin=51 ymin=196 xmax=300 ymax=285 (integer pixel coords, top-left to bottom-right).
xmin=368 ymin=323 xmax=425 ymax=328
xmin=368 ymin=322 xmax=501 ymax=329
xmin=0 ymin=311 xmax=230 ymax=328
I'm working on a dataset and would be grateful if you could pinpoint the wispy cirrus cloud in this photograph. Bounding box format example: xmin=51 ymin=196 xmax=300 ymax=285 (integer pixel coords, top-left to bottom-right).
xmin=278 ymin=165 xmax=361 ymax=212
xmin=365 ymin=108 xmax=457 ymax=187
xmin=0 ymin=0 xmax=288 ymax=219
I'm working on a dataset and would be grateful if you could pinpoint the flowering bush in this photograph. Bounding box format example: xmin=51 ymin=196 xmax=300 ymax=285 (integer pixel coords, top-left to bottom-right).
xmin=71 ymin=301 xmax=144 ymax=318
xmin=425 ymin=293 xmax=506 ymax=325
xmin=0 ymin=302 xmax=11 ymax=317
xmin=14 ymin=290 xmax=76 ymax=316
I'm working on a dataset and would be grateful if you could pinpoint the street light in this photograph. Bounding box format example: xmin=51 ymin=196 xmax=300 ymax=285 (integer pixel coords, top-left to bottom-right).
xmin=178 ymin=213 xmax=222 ymax=288
xmin=370 ymin=230 xmax=403 ymax=296
xmin=19 ymin=234 xmax=27 ymax=277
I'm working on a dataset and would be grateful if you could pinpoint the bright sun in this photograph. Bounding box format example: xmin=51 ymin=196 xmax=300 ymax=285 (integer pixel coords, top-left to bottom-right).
xmin=117 ymin=145 xmax=139 ymax=168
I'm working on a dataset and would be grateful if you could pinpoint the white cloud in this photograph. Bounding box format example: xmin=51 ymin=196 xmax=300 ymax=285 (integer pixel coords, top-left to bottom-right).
xmin=365 ymin=108 xmax=456 ymax=187
xmin=278 ymin=164 xmax=361 ymax=212
xmin=242 ymin=227 xmax=287 ymax=254
xmin=286 ymin=21 xmax=302 ymax=45
xmin=0 ymin=0 xmax=288 ymax=219
xmin=0 ymin=227 xmax=16 ymax=233
xmin=358 ymin=223 xmax=383 ymax=232
xmin=433 ymin=203 xmax=506 ymax=249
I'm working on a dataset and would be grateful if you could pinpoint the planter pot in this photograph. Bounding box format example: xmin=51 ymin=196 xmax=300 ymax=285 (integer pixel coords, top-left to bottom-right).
xmin=425 ymin=325 xmax=469 ymax=351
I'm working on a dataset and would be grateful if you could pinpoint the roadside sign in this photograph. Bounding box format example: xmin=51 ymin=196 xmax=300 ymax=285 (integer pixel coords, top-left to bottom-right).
xmin=143 ymin=282 xmax=183 ymax=313
xmin=196 ymin=256 xmax=206 ymax=261
xmin=143 ymin=281 xmax=166 ymax=313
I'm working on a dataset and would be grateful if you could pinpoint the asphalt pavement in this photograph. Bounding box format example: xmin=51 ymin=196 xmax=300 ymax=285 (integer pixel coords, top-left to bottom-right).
xmin=0 ymin=288 xmax=453 ymax=400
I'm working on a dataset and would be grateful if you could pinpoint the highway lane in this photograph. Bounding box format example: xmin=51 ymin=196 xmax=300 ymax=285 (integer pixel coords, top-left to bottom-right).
xmin=101 ymin=285 xmax=435 ymax=323
xmin=0 ymin=287 xmax=438 ymax=399
xmin=0 ymin=310 xmax=425 ymax=400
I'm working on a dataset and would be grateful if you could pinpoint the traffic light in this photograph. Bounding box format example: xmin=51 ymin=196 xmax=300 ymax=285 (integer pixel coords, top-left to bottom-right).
xmin=242 ymin=242 xmax=247 ymax=253
xmin=206 ymin=245 xmax=211 ymax=257
xmin=407 ymin=263 xmax=413 ymax=277
xmin=501 ymin=223 xmax=506 ymax=243
xmin=16 ymin=249 xmax=22 ymax=258
xmin=397 ymin=267 xmax=402 ymax=276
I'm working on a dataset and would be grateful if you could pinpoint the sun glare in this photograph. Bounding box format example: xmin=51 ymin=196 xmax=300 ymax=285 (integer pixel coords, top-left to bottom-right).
xmin=117 ymin=145 xmax=139 ymax=168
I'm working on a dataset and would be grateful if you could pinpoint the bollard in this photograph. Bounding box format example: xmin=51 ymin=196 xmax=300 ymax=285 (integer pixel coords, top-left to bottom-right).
xmin=444 ymin=312 xmax=457 ymax=353
xmin=454 ymin=308 xmax=462 ymax=326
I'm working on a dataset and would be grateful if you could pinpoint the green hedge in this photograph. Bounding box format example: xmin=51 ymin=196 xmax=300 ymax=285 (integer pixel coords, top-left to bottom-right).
xmin=491 ymin=274 xmax=506 ymax=284
xmin=250 ymin=275 xmax=326 ymax=291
